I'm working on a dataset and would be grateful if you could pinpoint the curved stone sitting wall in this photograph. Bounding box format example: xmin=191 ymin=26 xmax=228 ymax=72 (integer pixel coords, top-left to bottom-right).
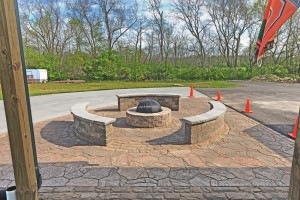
xmin=117 ymin=93 xmax=181 ymax=111
xmin=183 ymin=101 xmax=227 ymax=144
xmin=71 ymin=102 xmax=116 ymax=146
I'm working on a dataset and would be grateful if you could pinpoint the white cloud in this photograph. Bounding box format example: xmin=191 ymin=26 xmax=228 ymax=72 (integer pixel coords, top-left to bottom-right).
xmin=58 ymin=1 xmax=66 ymax=8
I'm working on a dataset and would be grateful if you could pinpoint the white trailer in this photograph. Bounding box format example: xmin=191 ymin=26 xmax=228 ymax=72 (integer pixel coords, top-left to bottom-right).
xmin=26 ymin=69 xmax=48 ymax=83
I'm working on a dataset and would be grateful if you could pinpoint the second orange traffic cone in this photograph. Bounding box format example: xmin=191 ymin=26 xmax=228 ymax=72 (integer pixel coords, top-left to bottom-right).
xmin=243 ymin=99 xmax=253 ymax=113
xmin=288 ymin=117 xmax=299 ymax=139
xmin=216 ymin=90 xmax=222 ymax=101
xmin=189 ymin=84 xmax=194 ymax=98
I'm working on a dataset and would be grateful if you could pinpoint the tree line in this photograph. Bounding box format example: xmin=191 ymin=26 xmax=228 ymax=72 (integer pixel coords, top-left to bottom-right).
xmin=20 ymin=0 xmax=300 ymax=81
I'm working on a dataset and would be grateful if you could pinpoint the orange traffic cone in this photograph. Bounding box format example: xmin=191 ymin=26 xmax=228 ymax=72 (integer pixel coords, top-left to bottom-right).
xmin=288 ymin=117 xmax=299 ymax=139
xmin=216 ymin=90 xmax=222 ymax=101
xmin=189 ymin=84 xmax=194 ymax=98
xmin=243 ymin=99 xmax=253 ymax=113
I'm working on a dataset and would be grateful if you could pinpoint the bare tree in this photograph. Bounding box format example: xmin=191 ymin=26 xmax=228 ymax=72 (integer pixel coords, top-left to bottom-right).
xmin=147 ymin=0 xmax=166 ymax=62
xmin=133 ymin=21 xmax=147 ymax=63
xmin=172 ymin=0 xmax=208 ymax=66
xmin=95 ymin=0 xmax=138 ymax=50
xmin=21 ymin=0 xmax=72 ymax=55
xmin=288 ymin=13 xmax=300 ymax=76
xmin=144 ymin=30 xmax=155 ymax=64
xmin=207 ymin=0 xmax=255 ymax=67
xmin=163 ymin=23 xmax=174 ymax=67
xmin=245 ymin=24 xmax=259 ymax=69
xmin=67 ymin=0 xmax=103 ymax=55
xmin=173 ymin=32 xmax=190 ymax=66
xmin=268 ymin=13 xmax=300 ymax=76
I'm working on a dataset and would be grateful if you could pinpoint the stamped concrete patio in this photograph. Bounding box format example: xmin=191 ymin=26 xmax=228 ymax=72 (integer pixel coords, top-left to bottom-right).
xmin=0 ymin=96 xmax=294 ymax=199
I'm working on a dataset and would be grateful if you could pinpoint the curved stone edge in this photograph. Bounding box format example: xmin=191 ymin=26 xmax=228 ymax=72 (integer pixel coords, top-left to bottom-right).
xmin=182 ymin=101 xmax=227 ymax=144
xmin=117 ymin=93 xmax=181 ymax=111
xmin=117 ymin=93 xmax=181 ymax=98
xmin=126 ymin=107 xmax=172 ymax=128
xmin=71 ymin=102 xmax=116 ymax=146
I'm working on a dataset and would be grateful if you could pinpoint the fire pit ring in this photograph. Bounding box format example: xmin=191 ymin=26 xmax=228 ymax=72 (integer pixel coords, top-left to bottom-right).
xmin=126 ymin=107 xmax=171 ymax=128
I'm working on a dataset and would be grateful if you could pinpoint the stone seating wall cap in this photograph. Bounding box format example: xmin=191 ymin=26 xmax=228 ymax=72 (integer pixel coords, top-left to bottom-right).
xmin=116 ymin=93 xmax=181 ymax=98
xmin=71 ymin=102 xmax=116 ymax=125
xmin=183 ymin=101 xmax=226 ymax=125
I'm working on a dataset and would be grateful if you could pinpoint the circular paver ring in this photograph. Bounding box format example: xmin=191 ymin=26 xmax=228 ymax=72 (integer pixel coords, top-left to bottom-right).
xmin=126 ymin=107 xmax=171 ymax=128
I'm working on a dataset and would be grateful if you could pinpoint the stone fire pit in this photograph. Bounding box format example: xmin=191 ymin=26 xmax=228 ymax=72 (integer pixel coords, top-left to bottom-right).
xmin=126 ymin=106 xmax=172 ymax=128
xmin=126 ymin=99 xmax=172 ymax=128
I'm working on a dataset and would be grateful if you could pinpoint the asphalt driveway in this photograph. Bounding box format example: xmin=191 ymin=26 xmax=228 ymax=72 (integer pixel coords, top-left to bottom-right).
xmin=196 ymin=81 xmax=300 ymax=137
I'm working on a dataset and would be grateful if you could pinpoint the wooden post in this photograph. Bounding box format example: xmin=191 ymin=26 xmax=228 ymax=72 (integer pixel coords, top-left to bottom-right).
xmin=0 ymin=0 xmax=38 ymax=199
xmin=288 ymin=108 xmax=300 ymax=199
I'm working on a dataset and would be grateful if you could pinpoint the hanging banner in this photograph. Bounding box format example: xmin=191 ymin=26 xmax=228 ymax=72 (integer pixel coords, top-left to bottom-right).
xmin=253 ymin=0 xmax=300 ymax=64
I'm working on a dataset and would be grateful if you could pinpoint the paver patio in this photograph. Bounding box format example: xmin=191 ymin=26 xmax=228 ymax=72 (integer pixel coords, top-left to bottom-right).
xmin=0 ymin=97 xmax=294 ymax=199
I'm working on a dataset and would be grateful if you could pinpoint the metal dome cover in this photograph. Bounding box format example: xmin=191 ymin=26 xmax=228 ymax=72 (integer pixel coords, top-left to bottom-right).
xmin=136 ymin=99 xmax=162 ymax=113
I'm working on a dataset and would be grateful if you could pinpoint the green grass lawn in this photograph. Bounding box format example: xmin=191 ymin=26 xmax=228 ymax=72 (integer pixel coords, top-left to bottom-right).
xmin=0 ymin=81 xmax=239 ymax=99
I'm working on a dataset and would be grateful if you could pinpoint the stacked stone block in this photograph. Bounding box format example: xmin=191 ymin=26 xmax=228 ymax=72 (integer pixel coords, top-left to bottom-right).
xmin=126 ymin=107 xmax=172 ymax=128
xmin=71 ymin=102 xmax=116 ymax=146
xmin=117 ymin=94 xmax=181 ymax=111
xmin=183 ymin=101 xmax=226 ymax=144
